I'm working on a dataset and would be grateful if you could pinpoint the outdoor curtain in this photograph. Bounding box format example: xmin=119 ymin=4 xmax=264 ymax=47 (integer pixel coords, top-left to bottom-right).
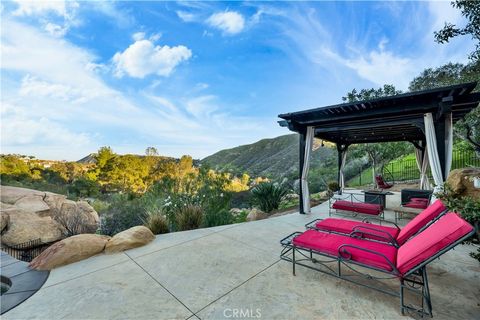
xmin=301 ymin=126 xmax=314 ymax=214
xmin=339 ymin=149 xmax=348 ymax=191
xmin=424 ymin=113 xmax=453 ymax=200
xmin=414 ymin=147 xmax=430 ymax=190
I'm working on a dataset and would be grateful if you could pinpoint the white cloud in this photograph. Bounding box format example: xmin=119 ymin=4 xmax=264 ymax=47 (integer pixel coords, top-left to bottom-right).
xmin=44 ymin=22 xmax=67 ymax=37
xmin=12 ymin=0 xmax=67 ymax=16
xmin=176 ymin=10 xmax=196 ymax=22
xmin=132 ymin=31 xmax=145 ymax=41
xmin=207 ymin=11 xmax=245 ymax=35
xmin=112 ymin=39 xmax=192 ymax=78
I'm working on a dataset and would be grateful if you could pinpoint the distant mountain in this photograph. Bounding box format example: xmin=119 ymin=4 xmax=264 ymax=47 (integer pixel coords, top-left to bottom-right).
xmin=201 ymin=134 xmax=336 ymax=180
xmin=77 ymin=154 xmax=97 ymax=164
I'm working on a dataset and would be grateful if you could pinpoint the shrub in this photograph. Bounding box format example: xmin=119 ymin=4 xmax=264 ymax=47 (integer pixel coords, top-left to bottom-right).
xmin=251 ymin=182 xmax=290 ymax=213
xmin=203 ymin=209 xmax=233 ymax=227
xmin=436 ymin=184 xmax=480 ymax=262
xmin=233 ymin=209 xmax=249 ymax=223
xmin=144 ymin=210 xmax=169 ymax=235
xmin=176 ymin=205 xmax=204 ymax=231
xmin=100 ymin=194 xmax=149 ymax=236
xmin=327 ymin=181 xmax=340 ymax=192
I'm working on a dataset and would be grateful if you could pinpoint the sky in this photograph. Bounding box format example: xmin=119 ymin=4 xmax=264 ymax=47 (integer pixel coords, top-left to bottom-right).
xmin=0 ymin=1 xmax=474 ymax=161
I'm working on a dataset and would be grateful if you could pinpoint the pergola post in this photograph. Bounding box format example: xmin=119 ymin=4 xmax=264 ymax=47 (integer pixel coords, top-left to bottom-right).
xmin=336 ymin=143 xmax=349 ymax=194
xmin=435 ymin=97 xmax=453 ymax=180
xmin=298 ymin=131 xmax=306 ymax=214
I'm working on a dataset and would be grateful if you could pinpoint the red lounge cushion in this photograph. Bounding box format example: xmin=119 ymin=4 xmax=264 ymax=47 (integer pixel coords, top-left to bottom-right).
xmin=404 ymin=202 xmax=428 ymax=209
xmin=396 ymin=200 xmax=447 ymax=245
xmin=396 ymin=213 xmax=473 ymax=274
xmin=332 ymin=200 xmax=382 ymax=215
xmin=293 ymin=230 xmax=397 ymax=271
xmin=315 ymin=218 xmax=399 ymax=242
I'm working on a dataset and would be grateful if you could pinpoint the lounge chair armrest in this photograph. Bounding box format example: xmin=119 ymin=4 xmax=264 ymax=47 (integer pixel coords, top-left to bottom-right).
xmin=362 ymin=217 xmax=400 ymax=230
xmin=351 ymin=226 xmax=398 ymax=247
xmin=338 ymin=244 xmax=398 ymax=273
xmin=305 ymin=218 xmax=323 ymax=229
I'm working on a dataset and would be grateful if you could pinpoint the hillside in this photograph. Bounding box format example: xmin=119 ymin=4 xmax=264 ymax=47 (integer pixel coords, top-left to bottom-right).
xmin=201 ymin=134 xmax=336 ymax=180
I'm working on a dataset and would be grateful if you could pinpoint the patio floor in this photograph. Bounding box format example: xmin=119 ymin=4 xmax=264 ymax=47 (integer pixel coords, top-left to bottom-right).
xmin=3 ymin=191 xmax=479 ymax=319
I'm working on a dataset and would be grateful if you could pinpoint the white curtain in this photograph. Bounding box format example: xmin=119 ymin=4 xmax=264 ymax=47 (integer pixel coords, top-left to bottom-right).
xmin=414 ymin=147 xmax=430 ymax=190
xmin=445 ymin=113 xmax=453 ymax=177
xmin=339 ymin=149 xmax=348 ymax=191
xmin=424 ymin=113 xmax=444 ymax=198
xmin=301 ymin=126 xmax=314 ymax=213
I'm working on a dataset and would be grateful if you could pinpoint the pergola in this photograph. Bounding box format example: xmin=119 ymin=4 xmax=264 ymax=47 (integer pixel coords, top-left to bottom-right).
xmin=278 ymin=82 xmax=480 ymax=214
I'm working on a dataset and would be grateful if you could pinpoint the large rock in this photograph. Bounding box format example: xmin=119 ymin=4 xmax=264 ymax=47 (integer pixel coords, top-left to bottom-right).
xmin=1 ymin=212 xmax=63 ymax=247
xmin=54 ymin=200 xmax=99 ymax=234
xmin=447 ymin=168 xmax=480 ymax=200
xmin=246 ymin=208 xmax=268 ymax=222
xmin=29 ymin=234 xmax=110 ymax=270
xmin=14 ymin=195 xmax=50 ymax=215
xmin=1 ymin=212 xmax=9 ymax=233
xmin=104 ymin=226 xmax=155 ymax=254
xmin=0 ymin=186 xmax=44 ymax=204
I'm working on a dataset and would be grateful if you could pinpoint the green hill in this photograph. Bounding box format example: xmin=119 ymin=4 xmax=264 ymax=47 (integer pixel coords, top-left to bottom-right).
xmin=201 ymin=134 xmax=336 ymax=181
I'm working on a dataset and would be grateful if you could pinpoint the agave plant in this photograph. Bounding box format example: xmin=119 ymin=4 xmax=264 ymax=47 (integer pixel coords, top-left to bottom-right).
xmin=251 ymin=182 xmax=290 ymax=213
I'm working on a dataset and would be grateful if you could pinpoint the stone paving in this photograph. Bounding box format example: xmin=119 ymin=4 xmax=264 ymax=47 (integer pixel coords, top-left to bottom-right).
xmin=3 ymin=192 xmax=479 ymax=319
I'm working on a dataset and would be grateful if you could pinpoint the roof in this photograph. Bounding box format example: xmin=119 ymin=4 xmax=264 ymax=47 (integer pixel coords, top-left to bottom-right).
xmin=278 ymin=82 xmax=480 ymax=144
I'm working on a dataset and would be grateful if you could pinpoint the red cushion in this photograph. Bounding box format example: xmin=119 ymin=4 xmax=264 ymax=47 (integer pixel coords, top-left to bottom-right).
xmin=315 ymin=218 xmax=399 ymax=242
xmin=332 ymin=200 xmax=382 ymax=215
xmin=396 ymin=213 xmax=473 ymax=274
xmin=292 ymin=230 xmax=397 ymax=271
xmin=396 ymin=200 xmax=447 ymax=245
xmin=404 ymin=202 xmax=428 ymax=209
xmin=410 ymin=198 xmax=429 ymax=203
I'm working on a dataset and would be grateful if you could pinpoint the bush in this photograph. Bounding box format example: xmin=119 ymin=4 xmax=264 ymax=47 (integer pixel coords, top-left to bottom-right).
xmin=251 ymin=182 xmax=290 ymax=213
xmin=203 ymin=209 xmax=233 ymax=227
xmin=144 ymin=210 xmax=170 ymax=235
xmin=327 ymin=181 xmax=340 ymax=192
xmin=100 ymin=194 xmax=149 ymax=236
xmin=176 ymin=205 xmax=204 ymax=231
xmin=436 ymin=184 xmax=480 ymax=262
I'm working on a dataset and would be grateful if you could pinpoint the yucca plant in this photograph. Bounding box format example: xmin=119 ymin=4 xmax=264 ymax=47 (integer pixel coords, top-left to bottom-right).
xmin=176 ymin=205 xmax=204 ymax=231
xmin=251 ymin=182 xmax=290 ymax=213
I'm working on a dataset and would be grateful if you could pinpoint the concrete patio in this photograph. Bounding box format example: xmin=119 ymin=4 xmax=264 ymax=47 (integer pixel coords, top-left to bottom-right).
xmin=3 ymin=192 xmax=479 ymax=320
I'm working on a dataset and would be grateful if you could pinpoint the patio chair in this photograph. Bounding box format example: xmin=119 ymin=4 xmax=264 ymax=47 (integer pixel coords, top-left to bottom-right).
xmin=306 ymin=200 xmax=447 ymax=247
xmin=280 ymin=212 xmax=475 ymax=317
xmin=375 ymin=175 xmax=393 ymax=189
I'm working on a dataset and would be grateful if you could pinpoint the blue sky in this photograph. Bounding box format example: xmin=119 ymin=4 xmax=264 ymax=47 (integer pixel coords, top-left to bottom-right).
xmin=0 ymin=1 xmax=474 ymax=160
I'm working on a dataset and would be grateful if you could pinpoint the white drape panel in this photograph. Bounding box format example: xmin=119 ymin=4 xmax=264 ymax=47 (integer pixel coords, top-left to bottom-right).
xmin=445 ymin=113 xmax=453 ymax=177
xmin=301 ymin=126 xmax=314 ymax=213
xmin=415 ymin=147 xmax=430 ymax=190
xmin=424 ymin=113 xmax=444 ymax=198
xmin=339 ymin=149 xmax=348 ymax=191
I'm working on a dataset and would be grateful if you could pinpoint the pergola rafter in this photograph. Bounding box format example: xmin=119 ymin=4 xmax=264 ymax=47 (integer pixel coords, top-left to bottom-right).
xmin=278 ymin=82 xmax=480 ymax=214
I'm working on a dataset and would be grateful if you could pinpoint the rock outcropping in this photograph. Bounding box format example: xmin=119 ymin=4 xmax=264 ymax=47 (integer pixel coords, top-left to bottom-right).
xmin=29 ymin=234 xmax=110 ymax=270
xmin=0 ymin=186 xmax=100 ymax=251
xmin=447 ymin=168 xmax=480 ymax=199
xmin=104 ymin=226 xmax=155 ymax=254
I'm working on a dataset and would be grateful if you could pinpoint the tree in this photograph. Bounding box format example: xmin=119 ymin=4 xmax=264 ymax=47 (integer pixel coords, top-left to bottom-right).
xmin=342 ymin=84 xmax=402 ymax=102
xmin=145 ymin=147 xmax=158 ymax=156
xmin=434 ymin=0 xmax=480 ymax=61
xmin=409 ymin=61 xmax=480 ymax=154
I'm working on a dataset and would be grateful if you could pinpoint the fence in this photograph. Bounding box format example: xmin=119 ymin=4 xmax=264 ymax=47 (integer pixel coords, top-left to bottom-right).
xmin=350 ymin=150 xmax=479 ymax=186
xmin=0 ymin=239 xmax=50 ymax=262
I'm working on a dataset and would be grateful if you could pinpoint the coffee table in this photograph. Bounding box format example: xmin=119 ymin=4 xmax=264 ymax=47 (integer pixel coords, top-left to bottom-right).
xmin=392 ymin=206 xmax=423 ymax=223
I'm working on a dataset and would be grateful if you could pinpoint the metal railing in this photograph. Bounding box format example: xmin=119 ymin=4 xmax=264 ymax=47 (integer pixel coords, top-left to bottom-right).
xmin=1 ymin=239 xmax=50 ymax=262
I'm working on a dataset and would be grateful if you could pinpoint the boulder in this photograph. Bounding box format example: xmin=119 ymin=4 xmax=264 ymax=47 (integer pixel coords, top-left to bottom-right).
xmin=0 ymin=186 xmax=44 ymax=204
xmin=446 ymin=168 xmax=480 ymax=200
xmin=1 ymin=202 xmax=16 ymax=211
xmin=54 ymin=200 xmax=99 ymax=234
xmin=1 ymin=212 xmax=9 ymax=233
xmin=29 ymin=234 xmax=110 ymax=270
xmin=1 ymin=212 xmax=63 ymax=247
xmin=43 ymin=192 xmax=67 ymax=213
xmin=246 ymin=208 xmax=268 ymax=222
xmin=104 ymin=226 xmax=155 ymax=254
xmin=14 ymin=195 xmax=50 ymax=215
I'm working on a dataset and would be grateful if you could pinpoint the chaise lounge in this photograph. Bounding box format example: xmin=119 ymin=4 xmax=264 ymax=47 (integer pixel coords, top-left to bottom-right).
xmin=329 ymin=193 xmax=384 ymax=219
xmin=307 ymin=200 xmax=447 ymax=247
xmin=280 ymin=212 xmax=474 ymax=317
